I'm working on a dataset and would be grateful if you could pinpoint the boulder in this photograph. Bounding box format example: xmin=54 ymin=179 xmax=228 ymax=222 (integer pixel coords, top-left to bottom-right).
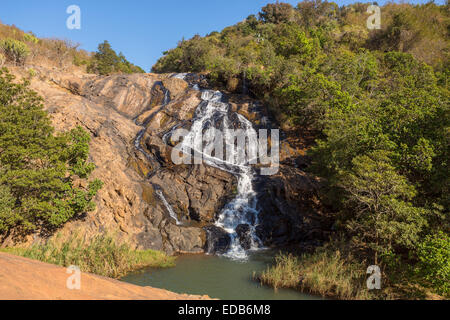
xmin=203 ymin=226 xmax=231 ymax=254
xmin=235 ymin=224 xmax=252 ymax=250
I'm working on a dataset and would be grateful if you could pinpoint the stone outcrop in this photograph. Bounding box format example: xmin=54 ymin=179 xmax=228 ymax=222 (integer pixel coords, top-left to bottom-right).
xmin=0 ymin=67 xmax=237 ymax=255
xmin=255 ymin=165 xmax=330 ymax=248
xmin=2 ymin=66 xmax=329 ymax=256
xmin=203 ymin=226 xmax=231 ymax=254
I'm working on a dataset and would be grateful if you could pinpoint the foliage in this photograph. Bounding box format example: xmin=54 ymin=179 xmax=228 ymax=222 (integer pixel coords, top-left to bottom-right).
xmin=22 ymin=32 xmax=39 ymax=44
xmin=339 ymin=151 xmax=428 ymax=264
xmin=416 ymin=232 xmax=450 ymax=296
xmin=259 ymin=2 xmax=294 ymax=24
xmin=0 ymin=38 xmax=30 ymax=65
xmin=0 ymin=68 xmax=102 ymax=236
xmin=0 ymin=233 xmax=175 ymax=278
xmin=87 ymin=40 xmax=145 ymax=75
xmin=152 ymin=1 xmax=449 ymax=297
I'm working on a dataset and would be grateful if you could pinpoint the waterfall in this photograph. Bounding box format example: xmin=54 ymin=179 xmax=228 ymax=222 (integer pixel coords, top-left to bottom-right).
xmin=156 ymin=189 xmax=181 ymax=225
xmin=173 ymin=74 xmax=261 ymax=259
xmin=136 ymin=73 xmax=263 ymax=259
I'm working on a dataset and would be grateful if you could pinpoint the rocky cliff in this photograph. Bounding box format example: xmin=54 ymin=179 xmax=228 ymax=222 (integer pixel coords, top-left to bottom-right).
xmin=1 ymin=66 xmax=330 ymax=255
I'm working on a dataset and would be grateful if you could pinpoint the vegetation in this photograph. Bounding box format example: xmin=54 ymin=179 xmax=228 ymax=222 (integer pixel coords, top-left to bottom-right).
xmin=0 ymin=22 xmax=144 ymax=74
xmin=0 ymin=68 xmax=102 ymax=237
xmin=153 ymin=1 xmax=449 ymax=298
xmin=260 ymin=250 xmax=370 ymax=300
xmin=87 ymin=40 xmax=145 ymax=75
xmin=0 ymin=38 xmax=30 ymax=65
xmin=416 ymin=232 xmax=450 ymax=296
xmin=0 ymin=233 xmax=175 ymax=278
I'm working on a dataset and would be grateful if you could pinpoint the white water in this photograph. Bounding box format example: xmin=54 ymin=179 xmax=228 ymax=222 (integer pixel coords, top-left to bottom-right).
xmin=156 ymin=189 xmax=181 ymax=225
xmin=177 ymin=87 xmax=261 ymax=260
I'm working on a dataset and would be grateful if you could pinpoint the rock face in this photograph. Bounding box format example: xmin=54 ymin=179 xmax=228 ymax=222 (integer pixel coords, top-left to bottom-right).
xmin=235 ymin=224 xmax=252 ymax=250
xmin=1 ymin=66 xmax=329 ymax=256
xmin=255 ymin=165 xmax=330 ymax=248
xmin=149 ymin=165 xmax=235 ymax=224
xmin=0 ymin=67 xmax=239 ymax=255
xmin=203 ymin=226 xmax=231 ymax=254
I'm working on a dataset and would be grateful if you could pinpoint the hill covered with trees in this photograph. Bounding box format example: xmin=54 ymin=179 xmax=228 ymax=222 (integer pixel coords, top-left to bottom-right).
xmin=153 ymin=1 xmax=449 ymax=298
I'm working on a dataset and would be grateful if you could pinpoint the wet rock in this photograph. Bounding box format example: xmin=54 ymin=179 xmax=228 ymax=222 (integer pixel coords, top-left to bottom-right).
xmin=203 ymin=226 xmax=231 ymax=254
xmin=149 ymin=164 xmax=236 ymax=224
xmin=255 ymin=165 xmax=330 ymax=247
xmin=235 ymin=224 xmax=252 ymax=250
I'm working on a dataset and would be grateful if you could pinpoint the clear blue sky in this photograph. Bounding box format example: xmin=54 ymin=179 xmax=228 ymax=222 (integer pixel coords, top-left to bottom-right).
xmin=0 ymin=0 xmax=443 ymax=71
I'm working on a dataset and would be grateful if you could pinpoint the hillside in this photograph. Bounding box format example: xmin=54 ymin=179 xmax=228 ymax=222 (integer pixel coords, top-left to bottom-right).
xmin=0 ymin=1 xmax=448 ymax=300
xmin=152 ymin=1 xmax=449 ymax=298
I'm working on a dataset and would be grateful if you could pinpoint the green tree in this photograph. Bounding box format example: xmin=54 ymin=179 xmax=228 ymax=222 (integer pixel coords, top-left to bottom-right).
xmin=259 ymin=2 xmax=294 ymax=24
xmin=88 ymin=40 xmax=119 ymax=75
xmin=340 ymin=151 xmax=428 ymax=264
xmin=88 ymin=41 xmax=144 ymax=75
xmin=0 ymin=68 xmax=102 ymax=236
xmin=416 ymin=232 xmax=450 ymax=296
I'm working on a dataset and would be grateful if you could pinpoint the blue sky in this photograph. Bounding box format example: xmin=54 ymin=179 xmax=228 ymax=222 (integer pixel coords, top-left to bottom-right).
xmin=0 ymin=0 xmax=444 ymax=71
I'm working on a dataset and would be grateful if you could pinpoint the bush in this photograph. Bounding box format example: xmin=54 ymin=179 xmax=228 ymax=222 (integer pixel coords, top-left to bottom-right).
xmin=23 ymin=32 xmax=39 ymax=44
xmin=416 ymin=232 xmax=450 ymax=296
xmin=0 ymin=38 xmax=30 ymax=65
xmin=0 ymin=233 xmax=175 ymax=278
xmin=0 ymin=68 xmax=102 ymax=235
xmin=0 ymin=52 xmax=4 ymax=67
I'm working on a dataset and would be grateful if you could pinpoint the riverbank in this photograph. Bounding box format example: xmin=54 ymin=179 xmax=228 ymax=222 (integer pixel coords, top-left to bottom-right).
xmin=0 ymin=252 xmax=209 ymax=300
xmin=0 ymin=234 xmax=175 ymax=278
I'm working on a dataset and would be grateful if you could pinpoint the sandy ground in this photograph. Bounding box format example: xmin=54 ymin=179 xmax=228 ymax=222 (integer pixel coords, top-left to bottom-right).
xmin=0 ymin=252 xmax=209 ymax=300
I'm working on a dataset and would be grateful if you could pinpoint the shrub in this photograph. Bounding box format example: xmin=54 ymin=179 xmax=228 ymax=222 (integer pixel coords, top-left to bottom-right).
xmin=0 ymin=68 xmax=102 ymax=235
xmin=27 ymin=68 xmax=36 ymax=78
xmin=23 ymin=32 xmax=39 ymax=44
xmin=0 ymin=52 xmax=4 ymax=66
xmin=0 ymin=233 xmax=175 ymax=278
xmin=0 ymin=38 xmax=30 ymax=65
xmin=416 ymin=232 xmax=450 ymax=296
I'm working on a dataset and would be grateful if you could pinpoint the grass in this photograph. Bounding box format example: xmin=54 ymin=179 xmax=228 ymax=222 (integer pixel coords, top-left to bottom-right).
xmin=259 ymin=250 xmax=372 ymax=300
xmin=0 ymin=233 xmax=175 ymax=278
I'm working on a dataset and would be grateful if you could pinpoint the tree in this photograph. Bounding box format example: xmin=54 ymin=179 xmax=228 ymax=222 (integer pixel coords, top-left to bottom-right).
xmin=416 ymin=232 xmax=450 ymax=296
xmin=0 ymin=68 xmax=102 ymax=236
xmin=88 ymin=41 xmax=144 ymax=75
xmin=88 ymin=40 xmax=119 ymax=75
xmin=340 ymin=151 xmax=428 ymax=264
xmin=259 ymin=2 xmax=294 ymax=24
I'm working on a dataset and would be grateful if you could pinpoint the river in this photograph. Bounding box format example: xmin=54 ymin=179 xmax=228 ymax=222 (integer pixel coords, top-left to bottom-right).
xmin=121 ymin=251 xmax=321 ymax=300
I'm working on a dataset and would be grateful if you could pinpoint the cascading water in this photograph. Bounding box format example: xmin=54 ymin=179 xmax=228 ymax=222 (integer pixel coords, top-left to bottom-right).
xmin=136 ymin=74 xmax=263 ymax=259
xmin=155 ymin=189 xmax=181 ymax=225
xmin=175 ymin=82 xmax=262 ymax=260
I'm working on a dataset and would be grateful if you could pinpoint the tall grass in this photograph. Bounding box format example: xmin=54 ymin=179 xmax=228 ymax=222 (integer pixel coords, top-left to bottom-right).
xmin=1 ymin=233 xmax=175 ymax=278
xmin=259 ymin=250 xmax=371 ymax=300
